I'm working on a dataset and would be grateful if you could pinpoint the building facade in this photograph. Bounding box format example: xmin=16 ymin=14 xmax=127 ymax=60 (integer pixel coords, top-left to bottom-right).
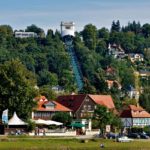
xmin=15 ymin=31 xmax=37 ymax=38
xmin=57 ymin=94 xmax=115 ymax=119
xmin=32 ymin=96 xmax=72 ymax=120
xmin=120 ymin=105 xmax=150 ymax=127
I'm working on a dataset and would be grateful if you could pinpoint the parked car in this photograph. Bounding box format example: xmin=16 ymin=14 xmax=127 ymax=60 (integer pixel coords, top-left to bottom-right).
xmin=139 ymin=133 xmax=149 ymax=139
xmin=117 ymin=136 xmax=133 ymax=142
xmin=128 ymin=133 xmax=140 ymax=139
xmin=106 ymin=132 xmax=119 ymax=139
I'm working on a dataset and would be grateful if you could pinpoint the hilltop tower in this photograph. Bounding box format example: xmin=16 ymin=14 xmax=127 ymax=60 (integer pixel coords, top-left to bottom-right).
xmin=60 ymin=21 xmax=75 ymax=38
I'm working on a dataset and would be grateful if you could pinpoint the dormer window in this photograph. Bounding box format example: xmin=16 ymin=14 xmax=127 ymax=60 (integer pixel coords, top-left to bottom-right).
xmin=44 ymin=101 xmax=56 ymax=109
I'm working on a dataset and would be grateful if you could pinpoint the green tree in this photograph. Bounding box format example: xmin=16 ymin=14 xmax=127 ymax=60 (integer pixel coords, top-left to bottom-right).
xmin=111 ymin=20 xmax=121 ymax=32
xmin=93 ymin=73 xmax=108 ymax=94
xmin=0 ymin=59 xmax=38 ymax=120
xmin=38 ymin=70 xmax=58 ymax=86
xmin=96 ymin=40 xmax=107 ymax=55
xmin=25 ymin=24 xmax=45 ymax=37
xmin=82 ymin=24 xmax=97 ymax=50
xmin=80 ymin=78 xmax=96 ymax=94
xmin=93 ymin=105 xmax=114 ymax=135
xmin=139 ymin=87 xmax=150 ymax=112
xmin=52 ymin=112 xmax=72 ymax=126
xmin=98 ymin=27 xmax=109 ymax=41
xmin=142 ymin=23 xmax=150 ymax=38
xmin=39 ymin=85 xmax=57 ymax=100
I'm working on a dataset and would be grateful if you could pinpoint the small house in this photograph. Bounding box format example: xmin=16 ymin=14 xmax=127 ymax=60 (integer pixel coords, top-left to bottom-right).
xmin=120 ymin=105 xmax=150 ymax=127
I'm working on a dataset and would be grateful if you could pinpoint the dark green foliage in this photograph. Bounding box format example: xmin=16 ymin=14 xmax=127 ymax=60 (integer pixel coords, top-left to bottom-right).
xmin=93 ymin=105 xmax=120 ymax=135
xmin=139 ymin=87 xmax=150 ymax=112
xmin=25 ymin=24 xmax=45 ymax=37
xmin=39 ymin=85 xmax=57 ymax=100
xmin=27 ymin=120 xmax=36 ymax=132
xmin=143 ymin=126 xmax=150 ymax=133
xmin=82 ymin=24 xmax=97 ymax=50
xmin=111 ymin=20 xmax=121 ymax=32
xmin=0 ymin=21 xmax=150 ymax=113
xmin=52 ymin=112 xmax=72 ymax=126
xmin=0 ymin=59 xmax=38 ymax=120
xmin=142 ymin=23 xmax=150 ymax=38
xmin=122 ymin=21 xmax=141 ymax=34
xmin=0 ymin=25 xmax=75 ymax=92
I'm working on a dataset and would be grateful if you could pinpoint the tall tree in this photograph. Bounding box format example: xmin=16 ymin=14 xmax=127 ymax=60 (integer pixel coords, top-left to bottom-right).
xmin=142 ymin=23 xmax=150 ymax=38
xmin=82 ymin=24 xmax=97 ymax=50
xmin=25 ymin=24 xmax=45 ymax=37
xmin=52 ymin=112 xmax=72 ymax=126
xmin=111 ymin=20 xmax=121 ymax=32
xmin=0 ymin=59 xmax=38 ymax=120
xmin=139 ymin=87 xmax=150 ymax=112
xmin=98 ymin=27 xmax=109 ymax=41
xmin=93 ymin=105 xmax=114 ymax=135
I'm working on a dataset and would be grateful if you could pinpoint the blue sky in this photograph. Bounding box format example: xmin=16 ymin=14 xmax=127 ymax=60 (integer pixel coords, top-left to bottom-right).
xmin=0 ymin=0 xmax=150 ymax=32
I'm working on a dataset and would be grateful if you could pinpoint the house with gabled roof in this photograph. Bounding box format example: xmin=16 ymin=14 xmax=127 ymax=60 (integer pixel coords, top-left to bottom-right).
xmin=120 ymin=105 xmax=150 ymax=127
xmin=106 ymin=80 xmax=122 ymax=90
xmin=57 ymin=94 xmax=115 ymax=119
xmin=128 ymin=53 xmax=144 ymax=63
xmin=57 ymin=94 xmax=116 ymax=131
xmin=139 ymin=70 xmax=150 ymax=78
xmin=126 ymin=85 xmax=140 ymax=100
xmin=32 ymin=96 xmax=72 ymax=120
xmin=105 ymin=66 xmax=116 ymax=76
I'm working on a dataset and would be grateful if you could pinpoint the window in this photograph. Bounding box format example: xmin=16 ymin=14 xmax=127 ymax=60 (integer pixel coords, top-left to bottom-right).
xmin=85 ymin=98 xmax=89 ymax=102
xmin=88 ymin=105 xmax=91 ymax=110
xmin=45 ymin=101 xmax=56 ymax=109
xmin=84 ymin=105 xmax=87 ymax=109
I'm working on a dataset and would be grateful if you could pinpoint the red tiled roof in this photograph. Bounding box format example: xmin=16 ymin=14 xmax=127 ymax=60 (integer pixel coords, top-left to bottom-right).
xmin=89 ymin=95 xmax=115 ymax=109
xmin=129 ymin=105 xmax=144 ymax=111
xmin=57 ymin=95 xmax=86 ymax=112
xmin=35 ymin=99 xmax=71 ymax=112
xmin=57 ymin=94 xmax=115 ymax=112
xmin=120 ymin=105 xmax=150 ymax=118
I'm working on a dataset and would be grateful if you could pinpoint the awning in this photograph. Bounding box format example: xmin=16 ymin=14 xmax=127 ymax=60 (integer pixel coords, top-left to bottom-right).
xmin=32 ymin=119 xmax=47 ymax=125
xmin=69 ymin=123 xmax=85 ymax=128
xmin=45 ymin=120 xmax=63 ymax=125
xmin=32 ymin=119 xmax=63 ymax=126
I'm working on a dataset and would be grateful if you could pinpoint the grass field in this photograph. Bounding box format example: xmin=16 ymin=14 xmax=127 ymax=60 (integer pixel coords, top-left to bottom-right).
xmin=0 ymin=136 xmax=150 ymax=150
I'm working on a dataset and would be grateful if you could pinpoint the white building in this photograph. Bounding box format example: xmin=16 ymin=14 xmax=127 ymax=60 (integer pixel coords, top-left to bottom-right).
xmin=60 ymin=22 xmax=75 ymax=37
xmin=15 ymin=31 xmax=37 ymax=38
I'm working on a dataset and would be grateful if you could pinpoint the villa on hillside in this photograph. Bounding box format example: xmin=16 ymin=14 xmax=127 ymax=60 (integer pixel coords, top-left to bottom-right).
xmin=15 ymin=31 xmax=38 ymax=38
xmin=126 ymin=85 xmax=140 ymax=100
xmin=128 ymin=53 xmax=144 ymax=63
xmin=120 ymin=105 xmax=150 ymax=127
xmin=106 ymin=80 xmax=122 ymax=90
xmin=32 ymin=96 xmax=72 ymax=120
xmin=139 ymin=70 xmax=150 ymax=78
xmin=105 ymin=66 xmax=116 ymax=77
xmin=108 ymin=43 xmax=126 ymax=59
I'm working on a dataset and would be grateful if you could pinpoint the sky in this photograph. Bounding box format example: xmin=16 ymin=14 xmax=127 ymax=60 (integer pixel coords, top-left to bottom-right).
xmin=0 ymin=0 xmax=150 ymax=32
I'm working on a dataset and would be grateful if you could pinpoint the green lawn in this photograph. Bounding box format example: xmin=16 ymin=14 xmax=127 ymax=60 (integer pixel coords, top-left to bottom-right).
xmin=0 ymin=137 xmax=150 ymax=150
